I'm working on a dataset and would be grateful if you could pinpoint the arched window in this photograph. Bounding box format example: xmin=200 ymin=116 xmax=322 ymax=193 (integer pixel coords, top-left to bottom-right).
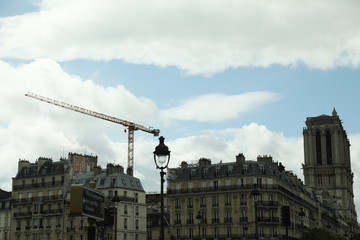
xmin=326 ymin=130 xmax=332 ymax=164
xmin=316 ymin=131 xmax=322 ymax=165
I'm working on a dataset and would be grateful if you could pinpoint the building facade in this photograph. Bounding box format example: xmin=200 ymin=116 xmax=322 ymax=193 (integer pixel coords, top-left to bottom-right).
xmin=73 ymin=163 xmax=147 ymax=240
xmin=0 ymin=189 xmax=11 ymax=240
xmin=303 ymin=109 xmax=358 ymax=232
xmin=167 ymin=155 xmax=327 ymax=240
xmin=11 ymin=157 xmax=73 ymax=240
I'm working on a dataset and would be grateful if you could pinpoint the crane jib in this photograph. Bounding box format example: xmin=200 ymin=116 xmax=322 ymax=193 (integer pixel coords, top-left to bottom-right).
xmin=25 ymin=92 xmax=160 ymax=175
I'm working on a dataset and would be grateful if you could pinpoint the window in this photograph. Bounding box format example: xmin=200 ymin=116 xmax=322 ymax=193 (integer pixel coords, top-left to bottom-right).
xmin=188 ymin=228 xmax=193 ymax=239
xmin=124 ymin=205 xmax=127 ymax=214
xmin=213 ymin=211 xmax=219 ymax=223
xmin=326 ymin=130 xmax=332 ymax=164
xmin=175 ymin=198 xmax=181 ymax=209
xmin=135 ymin=219 xmax=139 ymax=229
xmin=260 ymin=226 xmax=265 ymax=237
xmin=213 ymin=180 xmax=219 ymax=190
xmin=226 ymin=179 xmax=231 ymax=188
xmin=188 ymin=182 xmax=193 ymax=192
xmin=52 ymin=177 xmax=55 ymax=186
xmin=124 ymin=218 xmax=127 ymax=229
xmin=225 ymin=195 xmax=231 ymax=206
xmin=135 ymin=206 xmax=139 ymax=216
xmin=187 ymin=212 xmax=193 ymax=224
xmin=241 ymin=209 xmax=247 ymax=222
xmin=241 ymin=194 xmax=247 ymax=205
xmin=201 ymin=227 xmax=206 ymax=239
xmin=213 ymin=196 xmax=219 ymax=207
xmin=188 ymin=197 xmax=193 ymax=208
xmin=226 ymin=210 xmax=232 ymax=222
xmin=34 ymin=204 xmax=38 ymax=214
xmin=316 ymin=131 xmax=322 ymax=165
xmin=135 ymin=193 xmax=138 ymax=203
xmin=214 ymin=227 xmax=218 ymax=238
xmin=226 ymin=227 xmax=232 ymax=238
xmin=41 ymin=178 xmax=45 ymax=187
xmin=200 ymin=197 xmax=206 ymax=207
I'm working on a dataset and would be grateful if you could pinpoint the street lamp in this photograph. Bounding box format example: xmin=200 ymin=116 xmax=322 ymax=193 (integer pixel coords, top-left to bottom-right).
xmin=251 ymin=185 xmax=261 ymax=240
xmin=196 ymin=211 xmax=202 ymax=239
xmin=154 ymin=136 xmax=171 ymax=240
xmin=111 ymin=191 xmax=120 ymax=240
xmin=298 ymin=208 xmax=305 ymax=239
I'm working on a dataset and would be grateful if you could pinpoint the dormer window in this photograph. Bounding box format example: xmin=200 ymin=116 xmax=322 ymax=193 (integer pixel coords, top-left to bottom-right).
xmin=243 ymin=165 xmax=248 ymax=173
xmin=111 ymin=177 xmax=116 ymax=187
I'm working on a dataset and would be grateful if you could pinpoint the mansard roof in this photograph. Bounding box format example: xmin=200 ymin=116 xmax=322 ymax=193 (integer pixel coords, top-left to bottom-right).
xmin=16 ymin=160 xmax=67 ymax=178
xmin=73 ymin=171 xmax=144 ymax=192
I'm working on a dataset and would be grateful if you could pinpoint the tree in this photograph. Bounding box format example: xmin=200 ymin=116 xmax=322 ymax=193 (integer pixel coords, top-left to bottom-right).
xmin=303 ymin=228 xmax=346 ymax=240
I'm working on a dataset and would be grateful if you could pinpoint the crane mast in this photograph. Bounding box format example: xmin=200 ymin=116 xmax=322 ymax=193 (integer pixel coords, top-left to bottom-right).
xmin=25 ymin=92 xmax=160 ymax=175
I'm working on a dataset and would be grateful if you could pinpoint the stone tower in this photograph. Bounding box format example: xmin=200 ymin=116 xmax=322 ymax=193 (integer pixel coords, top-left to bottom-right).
xmin=303 ymin=108 xmax=357 ymax=231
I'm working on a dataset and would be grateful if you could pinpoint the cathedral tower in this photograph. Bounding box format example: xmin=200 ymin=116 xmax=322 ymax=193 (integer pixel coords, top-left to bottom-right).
xmin=303 ymin=109 xmax=357 ymax=231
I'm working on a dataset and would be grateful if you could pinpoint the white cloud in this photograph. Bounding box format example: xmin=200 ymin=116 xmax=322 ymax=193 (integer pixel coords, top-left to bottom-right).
xmin=1 ymin=0 xmax=360 ymax=75
xmin=161 ymin=92 xmax=282 ymax=122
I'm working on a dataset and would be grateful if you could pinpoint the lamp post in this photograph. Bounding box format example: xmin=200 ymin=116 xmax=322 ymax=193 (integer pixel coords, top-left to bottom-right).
xmin=153 ymin=136 xmax=171 ymax=240
xmin=251 ymin=185 xmax=260 ymax=240
xmin=111 ymin=191 xmax=120 ymax=240
xmin=196 ymin=211 xmax=202 ymax=239
xmin=298 ymin=208 xmax=305 ymax=239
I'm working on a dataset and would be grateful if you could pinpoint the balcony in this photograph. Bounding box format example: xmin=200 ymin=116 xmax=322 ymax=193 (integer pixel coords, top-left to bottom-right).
xmin=224 ymin=217 xmax=232 ymax=223
xmin=186 ymin=219 xmax=194 ymax=224
xmin=13 ymin=212 xmax=32 ymax=218
xmin=167 ymin=183 xmax=279 ymax=195
xmin=211 ymin=218 xmax=220 ymax=224
xmin=239 ymin=217 xmax=248 ymax=222
xmin=173 ymin=220 xmax=181 ymax=225
xmin=257 ymin=217 xmax=280 ymax=223
xmin=67 ymin=227 xmax=75 ymax=232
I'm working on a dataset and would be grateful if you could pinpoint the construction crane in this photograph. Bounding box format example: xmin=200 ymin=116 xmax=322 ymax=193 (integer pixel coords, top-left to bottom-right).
xmin=25 ymin=92 xmax=160 ymax=175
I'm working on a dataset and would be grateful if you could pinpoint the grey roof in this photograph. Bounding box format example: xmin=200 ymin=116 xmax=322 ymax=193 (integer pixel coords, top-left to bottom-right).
xmin=16 ymin=160 xmax=67 ymax=178
xmin=168 ymin=160 xmax=277 ymax=180
xmin=73 ymin=171 xmax=144 ymax=192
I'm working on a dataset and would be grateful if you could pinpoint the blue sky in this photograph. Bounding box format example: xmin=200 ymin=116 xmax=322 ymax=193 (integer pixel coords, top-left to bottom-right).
xmin=1 ymin=0 xmax=360 ymax=220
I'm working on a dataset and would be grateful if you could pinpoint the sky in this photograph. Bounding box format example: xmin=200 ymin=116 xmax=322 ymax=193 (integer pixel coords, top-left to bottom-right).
xmin=1 ymin=0 xmax=360 ymax=220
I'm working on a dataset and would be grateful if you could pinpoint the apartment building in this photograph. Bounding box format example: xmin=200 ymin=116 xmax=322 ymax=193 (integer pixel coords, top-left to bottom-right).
xmin=0 ymin=189 xmax=11 ymax=240
xmin=167 ymin=155 xmax=326 ymax=239
xmin=73 ymin=163 xmax=147 ymax=240
xmin=11 ymin=157 xmax=72 ymax=240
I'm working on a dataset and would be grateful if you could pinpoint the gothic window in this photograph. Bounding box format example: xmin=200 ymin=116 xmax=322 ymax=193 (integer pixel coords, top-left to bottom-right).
xmin=316 ymin=131 xmax=322 ymax=165
xmin=326 ymin=130 xmax=332 ymax=164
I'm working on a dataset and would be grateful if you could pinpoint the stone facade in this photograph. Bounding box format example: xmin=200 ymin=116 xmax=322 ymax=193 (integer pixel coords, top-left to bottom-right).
xmin=303 ymin=109 xmax=358 ymax=232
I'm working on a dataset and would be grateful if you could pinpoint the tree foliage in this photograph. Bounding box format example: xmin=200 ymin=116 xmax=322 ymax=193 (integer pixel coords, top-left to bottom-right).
xmin=303 ymin=228 xmax=347 ymax=240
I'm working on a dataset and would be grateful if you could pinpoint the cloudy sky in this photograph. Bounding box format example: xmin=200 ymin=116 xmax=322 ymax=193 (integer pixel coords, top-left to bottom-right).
xmin=1 ymin=0 xmax=360 ymax=219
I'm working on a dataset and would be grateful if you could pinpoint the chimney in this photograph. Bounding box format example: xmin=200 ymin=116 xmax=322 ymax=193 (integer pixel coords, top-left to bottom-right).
xmin=94 ymin=166 xmax=102 ymax=176
xmin=126 ymin=167 xmax=133 ymax=176
xmin=37 ymin=157 xmax=52 ymax=171
xmin=198 ymin=158 xmax=211 ymax=167
xmin=114 ymin=165 xmax=124 ymax=173
xmin=18 ymin=159 xmax=30 ymax=172
xmin=236 ymin=153 xmax=245 ymax=163
xmin=180 ymin=161 xmax=188 ymax=168
xmin=106 ymin=163 xmax=115 ymax=175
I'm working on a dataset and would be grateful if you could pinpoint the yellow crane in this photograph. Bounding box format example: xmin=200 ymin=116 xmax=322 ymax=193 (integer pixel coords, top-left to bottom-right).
xmin=25 ymin=92 xmax=160 ymax=175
